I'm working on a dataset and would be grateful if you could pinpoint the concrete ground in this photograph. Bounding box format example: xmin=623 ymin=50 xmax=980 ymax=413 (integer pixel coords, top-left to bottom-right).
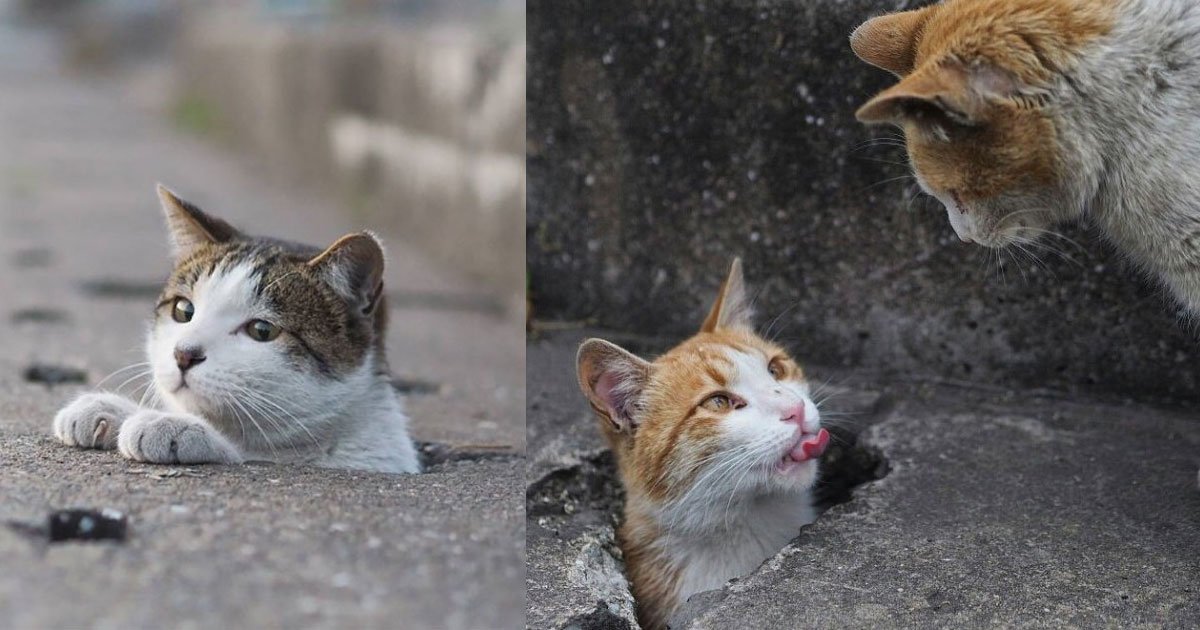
xmin=527 ymin=327 xmax=1200 ymax=629
xmin=0 ymin=25 xmax=524 ymax=629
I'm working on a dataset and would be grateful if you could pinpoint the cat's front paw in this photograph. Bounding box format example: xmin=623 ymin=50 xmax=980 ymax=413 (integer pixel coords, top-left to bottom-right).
xmin=53 ymin=392 xmax=139 ymax=450
xmin=117 ymin=410 xmax=243 ymax=465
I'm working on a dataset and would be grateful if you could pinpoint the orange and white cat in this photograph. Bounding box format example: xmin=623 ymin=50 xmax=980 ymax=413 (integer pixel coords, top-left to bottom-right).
xmin=576 ymin=259 xmax=830 ymax=630
xmin=851 ymin=0 xmax=1200 ymax=314
xmin=852 ymin=0 xmax=1200 ymax=484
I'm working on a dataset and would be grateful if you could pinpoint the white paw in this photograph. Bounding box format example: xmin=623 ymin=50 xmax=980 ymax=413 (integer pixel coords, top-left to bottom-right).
xmin=52 ymin=392 xmax=139 ymax=450
xmin=117 ymin=410 xmax=243 ymax=465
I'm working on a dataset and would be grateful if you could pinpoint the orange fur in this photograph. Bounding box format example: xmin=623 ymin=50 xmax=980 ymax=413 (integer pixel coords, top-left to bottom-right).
xmin=577 ymin=260 xmax=809 ymax=630
xmin=852 ymin=0 xmax=1116 ymax=205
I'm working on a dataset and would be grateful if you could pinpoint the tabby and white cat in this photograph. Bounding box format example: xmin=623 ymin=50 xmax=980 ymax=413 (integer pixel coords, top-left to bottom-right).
xmin=852 ymin=0 xmax=1200 ymax=313
xmin=52 ymin=185 xmax=419 ymax=473
xmin=576 ymin=259 xmax=829 ymax=629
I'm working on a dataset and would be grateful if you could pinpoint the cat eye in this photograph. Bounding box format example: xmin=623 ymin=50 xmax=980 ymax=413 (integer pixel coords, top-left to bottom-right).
xmin=702 ymin=394 xmax=731 ymax=412
xmin=768 ymin=358 xmax=786 ymax=380
xmin=171 ymin=297 xmax=195 ymax=323
xmin=245 ymin=319 xmax=282 ymax=342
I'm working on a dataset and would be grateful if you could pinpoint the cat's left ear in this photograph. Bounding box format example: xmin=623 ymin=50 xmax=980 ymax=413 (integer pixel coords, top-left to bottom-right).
xmin=701 ymin=257 xmax=754 ymax=333
xmin=856 ymin=59 xmax=1022 ymax=126
xmin=307 ymin=232 xmax=386 ymax=315
xmin=157 ymin=183 xmax=240 ymax=262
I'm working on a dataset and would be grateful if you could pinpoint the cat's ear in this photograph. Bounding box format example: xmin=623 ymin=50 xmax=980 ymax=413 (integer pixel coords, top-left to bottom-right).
xmin=157 ymin=183 xmax=239 ymax=261
xmin=701 ymin=257 xmax=754 ymax=333
xmin=307 ymin=232 xmax=386 ymax=315
xmin=577 ymin=338 xmax=651 ymax=436
xmin=850 ymin=7 xmax=935 ymax=77
xmin=855 ymin=59 xmax=1019 ymax=126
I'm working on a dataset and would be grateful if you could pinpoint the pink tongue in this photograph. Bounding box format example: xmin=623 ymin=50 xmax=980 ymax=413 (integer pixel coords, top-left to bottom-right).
xmin=790 ymin=428 xmax=830 ymax=461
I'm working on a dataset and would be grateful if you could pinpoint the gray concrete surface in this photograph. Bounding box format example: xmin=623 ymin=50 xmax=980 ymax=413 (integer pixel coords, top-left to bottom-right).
xmin=527 ymin=328 xmax=1200 ymax=629
xmin=0 ymin=24 xmax=524 ymax=628
xmin=527 ymin=0 xmax=1200 ymax=403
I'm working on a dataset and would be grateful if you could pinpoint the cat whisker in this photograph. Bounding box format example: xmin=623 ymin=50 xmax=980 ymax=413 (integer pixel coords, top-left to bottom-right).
xmin=237 ymin=385 xmax=322 ymax=451
xmin=94 ymin=362 xmax=152 ymax=390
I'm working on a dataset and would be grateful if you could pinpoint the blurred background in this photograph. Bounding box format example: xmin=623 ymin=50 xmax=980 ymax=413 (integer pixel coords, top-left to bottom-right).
xmin=10 ymin=0 xmax=525 ymax=297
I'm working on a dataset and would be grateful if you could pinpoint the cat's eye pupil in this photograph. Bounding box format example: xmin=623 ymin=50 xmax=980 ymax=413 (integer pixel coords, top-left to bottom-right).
xmin=246 ymin=319 xmax=280 ymax=342
xmin=172 ymin=298 xmax=194 ymax=323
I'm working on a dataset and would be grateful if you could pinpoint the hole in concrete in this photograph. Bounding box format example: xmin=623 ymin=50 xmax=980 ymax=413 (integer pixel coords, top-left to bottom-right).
xmin=23 ymin=363 xmax=87 ymax=387
xmin=528 ymin=428 xmax=890 ymax=625
xmin=81 ymin=279 xmax=161 ymax=300
xmin=811 ymin=425 xmax=891 ymax=511
xmin=390 ymin=377 xmax=443 ymax=396
xmin=11 ymin=308 xmax=69 ymax=324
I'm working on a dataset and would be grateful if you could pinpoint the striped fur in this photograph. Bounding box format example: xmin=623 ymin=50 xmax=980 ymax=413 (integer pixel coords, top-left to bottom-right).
xmin=52 ymin=184 xmax=418 ymax=474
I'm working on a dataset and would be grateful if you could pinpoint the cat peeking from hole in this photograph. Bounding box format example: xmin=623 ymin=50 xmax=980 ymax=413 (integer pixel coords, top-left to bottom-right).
xmin=52 ymin=184 xmax=419 ymax=473
xmin=576 ymin=259 xmax=830 ymax=629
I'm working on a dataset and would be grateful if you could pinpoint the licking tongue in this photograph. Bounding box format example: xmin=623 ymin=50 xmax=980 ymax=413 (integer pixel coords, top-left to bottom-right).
xmin=788 ymin=428 xmax=830 ymax=462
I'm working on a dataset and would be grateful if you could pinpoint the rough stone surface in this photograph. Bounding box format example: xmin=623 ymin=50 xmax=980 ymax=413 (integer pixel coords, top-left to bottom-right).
xmin=0 ymin=24 xmax=523 ymax=628
xmin=676 ymin=386 xmax=1200 ymax=628
xmin=527 ymin=0 xmax=1200 ymax=403
xmin=528 ymin=328 xmax=1200 ymax=629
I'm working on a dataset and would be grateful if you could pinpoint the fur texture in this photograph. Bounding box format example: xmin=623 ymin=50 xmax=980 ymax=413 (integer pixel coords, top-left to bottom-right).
xmin=52 ymin=184 xmax=419 ymax=473
xmin=576 ymin=259 xmax=828 ymax=629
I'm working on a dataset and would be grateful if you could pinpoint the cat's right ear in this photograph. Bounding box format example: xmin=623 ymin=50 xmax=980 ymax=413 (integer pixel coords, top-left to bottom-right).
xmin=850 ymin=7 xmax=935 ymax=76
xmin=157 ymin=183 xmax=239 ymax=262
xmin=701 ymin=257 xmax=754 ymax=333
xmin=577 ymin=338 xmax=650 ymax=436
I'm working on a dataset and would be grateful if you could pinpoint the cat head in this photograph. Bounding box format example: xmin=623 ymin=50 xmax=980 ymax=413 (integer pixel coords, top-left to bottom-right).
xmin=576 ymin=259 xmax=828 ymax=530
xmin=147 ymin=184 xmax=388 ymax=449
xmin=851 ymin=0 xmax=1114 ymax=247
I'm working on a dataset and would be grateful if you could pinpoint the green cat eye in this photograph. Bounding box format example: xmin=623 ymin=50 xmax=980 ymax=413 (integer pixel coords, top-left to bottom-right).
xmin=172 ymin=297 xmax=195 ymax=323
xmin=245 ymin=319 xmax=282 ymax=342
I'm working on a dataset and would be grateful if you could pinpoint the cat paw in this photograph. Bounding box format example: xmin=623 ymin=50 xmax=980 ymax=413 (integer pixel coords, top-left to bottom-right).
xmin=52 ymin=392 xmax=139 ymax=450
xmin=117 ymin=410 xmax=243 ymax=465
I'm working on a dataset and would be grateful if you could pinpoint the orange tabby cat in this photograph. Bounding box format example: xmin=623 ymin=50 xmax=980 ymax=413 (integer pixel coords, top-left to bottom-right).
xmin=576 ymin=259 xmax=829 ymax=629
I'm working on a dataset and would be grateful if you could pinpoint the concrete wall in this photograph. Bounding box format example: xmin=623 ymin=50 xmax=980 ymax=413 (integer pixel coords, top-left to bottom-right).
xmin=175 ymin=17 xmax=525 ymax=296
xmin=527 ymin=0 xmax=1200 ymax=402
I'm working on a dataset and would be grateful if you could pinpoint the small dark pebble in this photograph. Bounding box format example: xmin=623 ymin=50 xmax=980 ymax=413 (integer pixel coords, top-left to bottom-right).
xmin=6 ymin=508 xmax=128 ymax=543
xmin=48 ymin=509 xmax=128 ymax=542
xmin=23 ymin=364 xmax=87 ymax=386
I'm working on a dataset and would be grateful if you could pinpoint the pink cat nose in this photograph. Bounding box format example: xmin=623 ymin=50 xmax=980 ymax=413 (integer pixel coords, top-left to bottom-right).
xmin=781 ymin=404 xmax=805 ymax=425
xmin=174 ymin=346 xmax=206 ymax=372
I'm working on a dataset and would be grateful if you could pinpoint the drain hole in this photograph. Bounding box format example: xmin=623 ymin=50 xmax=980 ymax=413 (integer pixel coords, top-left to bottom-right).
xmin=81 ymin=279 xmax=162 ymax=300
xmin=11 ymin=308 xmax=69 ymax=324
xmin=391 ymin=377 xmax=443 ymax=396
xmin=23 ymin=364 xmax=87 ymax=386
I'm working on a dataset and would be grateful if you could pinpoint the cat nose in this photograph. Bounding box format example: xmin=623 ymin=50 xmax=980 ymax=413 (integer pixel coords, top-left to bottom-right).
xmin=780 ymin=403 xmax=805 ymax=426
xmin=174 ymin=346 xmax=206 ymax=372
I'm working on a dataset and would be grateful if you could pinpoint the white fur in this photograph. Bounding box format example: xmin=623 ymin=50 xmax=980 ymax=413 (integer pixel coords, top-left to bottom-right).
xmin=54 ymin=259 xmax=419 ymax=474
xmin=652 ymin=348 xmax=821 ymax=604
